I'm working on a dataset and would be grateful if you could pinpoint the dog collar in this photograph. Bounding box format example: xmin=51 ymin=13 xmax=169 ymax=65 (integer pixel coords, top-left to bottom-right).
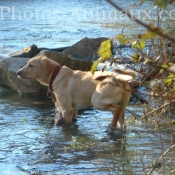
xmin=47 ymin=65 xmax=61 ymax=98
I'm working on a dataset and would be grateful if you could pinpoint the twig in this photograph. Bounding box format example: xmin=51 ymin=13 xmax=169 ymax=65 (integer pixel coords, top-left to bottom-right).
xmin=148 ymin=144 xmax=175 ymax=175
xmin=156 ymin=7 xmax=161 ymax=27
xmin=106 ymin=0 xmax=175 ymax=43
xmin=148 ymin=61 xmax=175 ymax=74
xmin=161 ymin=37 xmax=168 ymax=64
xmin=133 ymin=89 xmax=175 ymax=101
xmin=151 ymin=39 xmax=157 ymax=59
xmin=141 ymin=100 xmax=175 ymax=119
xmin=127 ymin=109 xmax=141 ymax=119
xmin=159 ymin=144 xmax=175 ymax=162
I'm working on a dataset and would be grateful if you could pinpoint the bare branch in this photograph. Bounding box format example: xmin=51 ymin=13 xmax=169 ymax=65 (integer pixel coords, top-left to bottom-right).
xmin=148 ymin=144 xmax=175 ymax=175
xmin=148 ymin=62 xmax=175 ymax=74
xmin=106 ymin=0 xmax=175 ymax=43
xmin=142 ymin=100 xmax=175 ymax=119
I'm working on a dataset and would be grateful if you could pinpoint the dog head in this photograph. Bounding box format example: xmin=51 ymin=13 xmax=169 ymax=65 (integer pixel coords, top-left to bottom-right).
xmin=16 ymin=56 xmax=58 ymax=85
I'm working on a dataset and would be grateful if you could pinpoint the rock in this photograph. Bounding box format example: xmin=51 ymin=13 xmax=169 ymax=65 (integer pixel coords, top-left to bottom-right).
xmin=10 ymin=44 xmax=39 ymax=58
xmin=63 ymin=37 xmax=109 ymax=61
xmin=0 ymin=37 xmax=108 ymax=95
xmin=38 ymin=50 xmax=93 ymax=71
xmin=39 ymin=46 xmax=70 ymax=53
xmin=10 ymin=37 xmax=109 ymax=60
xmin=11 ymin=44 xmax=70 ymax=58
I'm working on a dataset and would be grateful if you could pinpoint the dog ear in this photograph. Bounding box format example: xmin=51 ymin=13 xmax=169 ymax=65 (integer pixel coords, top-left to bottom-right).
xmin=40 ymin=57 xmax=57 ymax=76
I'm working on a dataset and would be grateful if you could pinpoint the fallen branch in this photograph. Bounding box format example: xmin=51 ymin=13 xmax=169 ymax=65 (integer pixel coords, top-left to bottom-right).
xmin=127 ymin=109 xmax=141 ymax=119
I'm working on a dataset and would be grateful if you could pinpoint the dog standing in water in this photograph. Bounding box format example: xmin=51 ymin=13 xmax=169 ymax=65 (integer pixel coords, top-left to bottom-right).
xmin=17 ymin=56 xmax=135 ymax=133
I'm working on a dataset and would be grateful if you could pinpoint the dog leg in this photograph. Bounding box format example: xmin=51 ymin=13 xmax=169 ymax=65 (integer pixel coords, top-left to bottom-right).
xmin=51 ymin=94 xmax=65 ymax=126
xmin=92 ymin=98 xmax=123 ymax=127
xmin=107 ymin=105 xmax=127 ymax=135
xmin=104 ymin=104 xmax=123 ymax=129
xmin=92 ymin=98 xmax=125 ymax=135
xmin=110 ymin=105 xmax=121 ymax=128
xmin=116 ymin=108 xmax=126 ymax=130
xmin=54 ymin=106 xmax=65 ymax=126
xmin=55 ymin=105 xmax=78 ymax=125
xmin=72 ymin=109 xmax=77 ymax=122
xmin=61 ymin=107 xmax=77 ymax=123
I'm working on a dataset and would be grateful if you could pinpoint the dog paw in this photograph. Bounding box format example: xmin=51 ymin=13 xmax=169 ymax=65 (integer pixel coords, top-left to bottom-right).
xmin=55 ymin=117 xmax=65 ymax=126
xmin=107 ymin=124 xmax=124 ymax=136
xmin=72 ymin=118 xmax=77 ymax=123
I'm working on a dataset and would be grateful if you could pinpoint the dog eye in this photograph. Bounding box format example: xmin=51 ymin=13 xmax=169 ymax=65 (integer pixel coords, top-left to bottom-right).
xmin=29 ymin=64 xmax=33 ymax=67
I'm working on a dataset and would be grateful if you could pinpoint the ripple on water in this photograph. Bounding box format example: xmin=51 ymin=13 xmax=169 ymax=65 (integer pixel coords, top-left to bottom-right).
xmin=0 ymin=86 xmax=175 ymax=174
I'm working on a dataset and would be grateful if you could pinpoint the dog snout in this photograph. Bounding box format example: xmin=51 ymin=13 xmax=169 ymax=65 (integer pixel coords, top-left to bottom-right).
xmin=16 ymin=70 xmax=22 ymax=76
xmin=16 ymin=69 xmax=24 ymax=78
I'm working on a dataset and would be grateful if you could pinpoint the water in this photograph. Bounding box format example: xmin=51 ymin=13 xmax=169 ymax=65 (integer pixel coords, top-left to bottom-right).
xmin=0 ymin=87 xmax=174 ymax=175
xmin=0 ymin=0 xmax=175 ymax=174
xmin=0 ymin=0 xmax=156 ymax=56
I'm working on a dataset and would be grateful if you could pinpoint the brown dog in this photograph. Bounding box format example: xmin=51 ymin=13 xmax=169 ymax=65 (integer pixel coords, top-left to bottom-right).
xmin=17 ymin=56 xmax=135 ymax=133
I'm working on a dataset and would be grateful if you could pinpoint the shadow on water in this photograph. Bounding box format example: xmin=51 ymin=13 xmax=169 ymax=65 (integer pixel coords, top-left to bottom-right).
xmin=0 ymin=87 xmax=175 ymax=175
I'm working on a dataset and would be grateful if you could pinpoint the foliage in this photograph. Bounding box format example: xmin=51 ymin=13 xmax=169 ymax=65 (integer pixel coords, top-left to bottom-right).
xmin=91 ymin=6 xmax=175 ymax=102
xmin=97 ymin=39 xmax=113 ymax=59
xmin=136 ymin=0 xmax=174 ymax=8
xmin=91 ymin=39 xmax=112 ymax=74
xmin=90 ymin=0 xmax=175 ymax=174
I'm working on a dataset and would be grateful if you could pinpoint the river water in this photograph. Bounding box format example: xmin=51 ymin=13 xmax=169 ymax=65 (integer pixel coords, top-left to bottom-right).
xmin=0 ymin=0 xmax=175 ymax=175
xmin=0 ymin=0 xmax=156 ymax=56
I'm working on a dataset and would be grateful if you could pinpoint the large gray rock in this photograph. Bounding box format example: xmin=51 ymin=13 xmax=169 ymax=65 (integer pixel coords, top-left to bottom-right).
xmin=39 ymin=50 xmax=93 ymax=71
xmin=64 ymin=37 xmax=109 ymax=60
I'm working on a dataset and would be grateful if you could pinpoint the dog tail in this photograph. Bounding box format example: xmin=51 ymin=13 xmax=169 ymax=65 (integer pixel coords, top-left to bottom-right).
xmin=93 ymin=69 xmax=136 ymax=82
xmin=114 ymin=68 xmax=136 ymax=80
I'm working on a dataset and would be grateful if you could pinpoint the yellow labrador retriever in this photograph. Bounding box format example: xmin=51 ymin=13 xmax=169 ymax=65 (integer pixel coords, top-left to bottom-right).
xmin=17 ymin=56 xmax=135 ymax=132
